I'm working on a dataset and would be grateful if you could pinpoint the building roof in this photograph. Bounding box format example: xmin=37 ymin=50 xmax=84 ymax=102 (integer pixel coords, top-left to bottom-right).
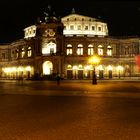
xmin=62 ymin=13 xmax=102 ymax=22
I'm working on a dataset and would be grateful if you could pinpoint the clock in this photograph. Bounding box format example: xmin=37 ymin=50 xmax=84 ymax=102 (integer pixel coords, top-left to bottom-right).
xmin=49 ymin=30 xmax=55 ymax=37
xmin=45 ymin=29 xmax=55 ymax=37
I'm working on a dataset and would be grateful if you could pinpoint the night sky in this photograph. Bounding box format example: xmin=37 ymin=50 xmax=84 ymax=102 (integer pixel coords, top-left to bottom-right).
xmin=0 ymin=0 xmax=140 ymax=43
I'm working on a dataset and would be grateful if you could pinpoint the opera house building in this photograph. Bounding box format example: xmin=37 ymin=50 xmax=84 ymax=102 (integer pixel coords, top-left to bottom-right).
xmin=0 ymin=10 xmax=140 ymax=80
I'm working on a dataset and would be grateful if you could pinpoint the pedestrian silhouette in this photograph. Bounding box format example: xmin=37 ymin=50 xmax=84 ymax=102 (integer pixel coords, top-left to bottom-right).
xmin=56 ymin=73 xmax=61 ymax=85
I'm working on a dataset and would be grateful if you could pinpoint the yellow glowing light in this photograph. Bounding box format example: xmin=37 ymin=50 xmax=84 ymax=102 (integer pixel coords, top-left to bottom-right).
xmin=25 ymin=66 xmax=31 ymax=71
xmin=3 ymin=68 xmax=11 ymax=73
xmin=97 ymin=65 xmax=104 ymax=70
xmin=43 ymin=61 xmax=53 ymax=75
xmin=84 ymin=65 xmax=90 ymax=70
xmin=42 ymin=42 xmax=56 ymax=55
xmin=67 ymin=65 xmax=72 ymax=69
xmin=11 ymin=67 xmax=16 ymax=72
xmin=73 ymin=65 xmax=78 ymax=70
xmin=89 ymin=55 xmax=100 ymax=65
xmin=17 ymin=67 xmax=23 ymax=71
xmin=117 ymin=66 xmax=124 ymax=71
xmin=107 ymin=65 xmax=113 ymax=71
xmin=3 ymin=67 xmax=17 ymax=73
xmin=79 ymin=65 xmax=82 ymax=68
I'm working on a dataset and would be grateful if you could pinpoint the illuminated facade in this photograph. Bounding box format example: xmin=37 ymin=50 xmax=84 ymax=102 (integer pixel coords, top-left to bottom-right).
xmin=62 ymin=13 xmax=108 ymax=37
xmin=0 ymin=10 xmax=140 ymax=80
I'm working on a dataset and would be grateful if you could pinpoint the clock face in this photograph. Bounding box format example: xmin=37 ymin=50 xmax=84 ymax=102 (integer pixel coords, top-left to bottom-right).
xmin=49 ymin=30 xmax=55 ymax=37
xmin=44 ymin=29 xmax=55 ymax=37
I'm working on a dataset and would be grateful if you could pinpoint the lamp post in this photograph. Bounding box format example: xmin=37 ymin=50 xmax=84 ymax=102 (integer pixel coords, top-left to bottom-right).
xmin=73 ymin=66 xmax=78 ymax=79
xmin=117 ymin=65 xmax=123 ymax=79
xmin=89 ymin=55 xmax=100 ymax=84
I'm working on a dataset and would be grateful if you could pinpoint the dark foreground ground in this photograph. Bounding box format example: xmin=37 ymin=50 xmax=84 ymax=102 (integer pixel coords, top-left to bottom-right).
xmin=0 ymin=80 xmax=140 ymax=140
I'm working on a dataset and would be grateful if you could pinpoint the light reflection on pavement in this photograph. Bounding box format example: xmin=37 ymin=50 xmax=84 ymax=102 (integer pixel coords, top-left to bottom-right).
xmin=0 ymin=80 xmax=140 ymax=139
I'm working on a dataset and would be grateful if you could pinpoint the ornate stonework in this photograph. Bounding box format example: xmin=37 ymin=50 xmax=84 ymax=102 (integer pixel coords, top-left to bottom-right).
xmin=0 ymin=12 xmax=140 ymax=80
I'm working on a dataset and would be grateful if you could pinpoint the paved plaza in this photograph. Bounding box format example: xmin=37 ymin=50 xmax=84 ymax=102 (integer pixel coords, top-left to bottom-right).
xmin=0 ymin=80 xmax=140 ymax=140
xmin=0 ymin=79 xmax=140 ymax=97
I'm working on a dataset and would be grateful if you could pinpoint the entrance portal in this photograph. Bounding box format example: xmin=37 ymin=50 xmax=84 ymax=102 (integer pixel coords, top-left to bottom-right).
xmin=43 ymin=61 xmax=53 ymax=75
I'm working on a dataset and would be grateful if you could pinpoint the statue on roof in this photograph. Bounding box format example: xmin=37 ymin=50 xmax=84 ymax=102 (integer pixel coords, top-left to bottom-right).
xmin=48 ymin=5 xmax=51 ymax=12
xmin=44 ymin=5 xmax=58 ymax=23
xmin=72 ymin=8 xmax=76 ymax=14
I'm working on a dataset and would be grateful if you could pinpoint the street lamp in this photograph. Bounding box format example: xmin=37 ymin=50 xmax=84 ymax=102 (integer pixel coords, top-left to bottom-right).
xmin=117 ymin=65 xmax=123 ymax=79
xmin=89 ymin=55 xmax=100 ymax=84
xmin=73 ymin=65 xmax=78 ymax=79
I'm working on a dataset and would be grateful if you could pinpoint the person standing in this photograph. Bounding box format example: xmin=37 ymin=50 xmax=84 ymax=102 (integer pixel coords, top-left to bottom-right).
xmin=56 ymin=73 xmax=61 ymax=85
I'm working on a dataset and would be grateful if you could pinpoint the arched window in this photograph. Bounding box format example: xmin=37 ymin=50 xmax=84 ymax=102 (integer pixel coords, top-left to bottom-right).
xmin=78 ymin=64 xmax=83 ymax=69
xmin=42 ymin=42 xmax=56 ymax=55
xmin=77 ymin=44 xmax=83 ymax=55
xmin=97 ymin=65 xmax=104 ymax=70
xmin=16 ymin=49 xmax=19 ymax=58
xmin=67 ymin=64 xmax=72 ymax=69
xmin=66 ymin=44 xmax=72 ymax=55
xmin=98 ymin=45 xmax=103 ymax=56
xmin=124 ymin=46 xmax=129 ymax=55
xmin=27 ymin=47 xmax=32 ymax=57
xmin=88 ymin=44 xmax=94 ymax=55
xmin=107 ymin=65 xmax=113 ymax=71
xmin=107 ymin=46 xmax=112 ymax=56
xmin=21 ymin=48 xmax=25 ymax=58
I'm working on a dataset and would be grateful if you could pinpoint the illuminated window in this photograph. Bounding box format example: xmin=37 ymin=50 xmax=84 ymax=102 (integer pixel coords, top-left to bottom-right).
xmin=98 ymin=27 xmax=101 ymax=31
xmin=77 ymin=25 xmax=81 ymax=30
xmin=97 ymin=65 xmax=104 ymax=70
xmin=21 ymin=48 xmax=25 ymax=58
xmin=70 ymin=25 xmax=74 ymax=30
xmin=16 ymin=49 xmax=19 ymax=58
xmin=124 ymin=46 xmax=129 ymax=55
xmin=42 ymin=42 xmax=56 ymax=55
xmin=29 ymin=30 xmax=31 ymax=34
xmin=85 ymin=26 xmax=88 ymax=30
xmin=50 ymin=48 xmax=54 ymax=54
xmin=107 ymin=46 xmax=112 ymax=56
xmin=33 ymin=30 xmax=36 ymax=34
xmin=27 ymin=47 xmax=32 ymax=57
xmin=25 ymin=32 xmax=28 ymax=37
xmin=78 ymin=64 xmax=83 ymax=69
xmin=43 ymin=61 xmax=53 ymax=75
xmin=77 ymin=44 xmax=83 ymax=55
xmin=67 ymin=64 xmax=72 ymax=69
xmin=98 ymin=45 xmax=103 ymax=56
xmin=107 ymin=65 xmax=113 ymax=71
xmin=66 ymin=44 xmax=72 ymax=55
xmin=88 ymin=44 xmax=94 ymax=55
xmin=11 ymin=51 xmax=14 ymax=58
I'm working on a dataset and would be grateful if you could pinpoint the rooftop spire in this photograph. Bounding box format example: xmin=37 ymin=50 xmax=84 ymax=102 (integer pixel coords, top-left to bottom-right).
xmin=71 ymin=8 xmax=76 ymax=14
xmin=48 ymin=5 xmax=51 ymax=12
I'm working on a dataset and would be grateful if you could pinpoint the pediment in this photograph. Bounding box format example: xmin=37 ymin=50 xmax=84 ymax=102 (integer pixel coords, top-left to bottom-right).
xmin=62 ymin=14 xmax=97 ymax=21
